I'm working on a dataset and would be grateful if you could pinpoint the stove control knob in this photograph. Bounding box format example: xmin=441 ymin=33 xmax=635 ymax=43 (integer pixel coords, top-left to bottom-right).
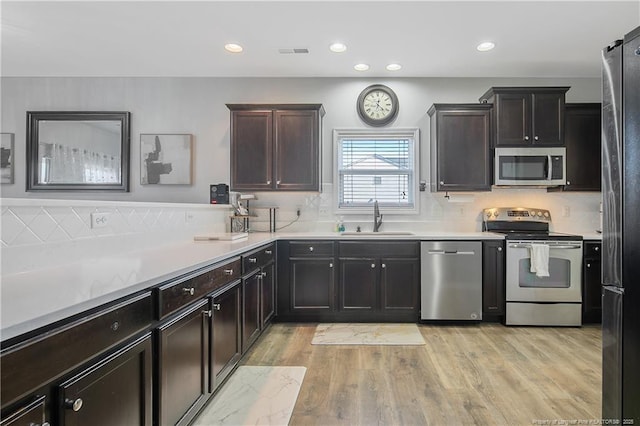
xmin=543 ymin=212 xmax=549 ymax=218
xmin=493 ymin=211 xmax=500 ymax=218
xmin=530 ymin=211 xmax=535 ymax=217
xmin=537 ymin=211 xmax=543 ymax=217
xmin=486 ymin=212 xmax=492 ymax=219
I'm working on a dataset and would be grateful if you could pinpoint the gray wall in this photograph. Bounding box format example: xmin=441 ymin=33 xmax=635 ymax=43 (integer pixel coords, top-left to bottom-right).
xmin=0 ymin=76 xmax=601 ymax=203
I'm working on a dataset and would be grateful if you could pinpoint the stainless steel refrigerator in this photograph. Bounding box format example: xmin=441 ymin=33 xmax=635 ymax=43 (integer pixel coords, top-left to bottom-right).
xmin=601 ymin=25 xmax=640 ymax=424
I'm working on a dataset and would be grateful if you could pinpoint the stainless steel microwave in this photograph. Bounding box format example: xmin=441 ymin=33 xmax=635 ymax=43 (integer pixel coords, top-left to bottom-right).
xmin=494 ymin=147 xmax=566 ymax=186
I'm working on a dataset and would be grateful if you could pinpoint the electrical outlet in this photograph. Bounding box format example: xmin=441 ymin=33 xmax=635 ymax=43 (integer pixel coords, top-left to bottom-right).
xmin=562 ymin=206 xmax=571 ymax=217
xmin=91 ymin=212 xmax=110 ymax=229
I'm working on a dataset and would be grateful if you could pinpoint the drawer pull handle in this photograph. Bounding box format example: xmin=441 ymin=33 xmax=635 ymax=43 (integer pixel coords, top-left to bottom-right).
xmin=65 ymin=398 xmax=83 ymax=412
xmin=381 ymin=263 xmax=386 ymax=268
xmin=587 ymin=263 xmax=591 ymax=268
xmin=212 ymin=303 xmax=221 ymax=311
xmin=497 ymin=247 xmax=503 ymax=252
xmin=261 ymin=272 xmax=267 ymax=277
xmin=110 ymin=321 xmax=119 ymax=331
xmin=265 ymin=250 xmax=273 ymax=255
xmin=371 ymin=264 xmax=376 ymax=268
xmin=249 ymin=258 xmax=257 ymax=263
xmin=524 ymin=136 xmax=530 ymax=141
xmin=183 ymin=287 xmax=195 ymax=296
xmin=594 ymin=246 xmax=599 ymax=251
xmin=329 ymin=263 xmax=333 ymax=268
xmin=203 ymin=309 xmax=213 ymax=318
xmin=309 ymin=247 xmax=314 ymax=252
xmin=224 ymin=269 xmax=234 ymax=275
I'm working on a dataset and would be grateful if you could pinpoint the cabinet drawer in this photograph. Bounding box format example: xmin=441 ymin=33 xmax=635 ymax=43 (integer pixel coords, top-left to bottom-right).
xmin=158 ymin=258 xmax=242 ymax=319
xmin=338 ymin=241 xmax=419 ymax=258
xmin=289 ymin=241 xmax=334 ymax=257
xmin=0 ymin=292 xmax=153 ymax=409
xmin=584 ymin=241 xmax=601 ymax=258
xmin=242 ymin=243 xmax=275 ymax=272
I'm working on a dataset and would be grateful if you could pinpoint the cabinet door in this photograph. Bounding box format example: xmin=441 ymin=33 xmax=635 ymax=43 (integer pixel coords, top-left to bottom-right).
xmin=495 ymin=93 xmax=531 ymax=146
xmin=211 ymin=282 xmax=241 ymax=391
xmin=583 ymin=243 xmax=602 ymax=324
xmin=563 ymin=104 xmax=602 ymax=191
xmin=261 ymin=262 xmax=276 ymax=326
xmin=1 ymin=395 xmax=47 ymax=426
xmin=482 ymin=241 xmax=505 ymax=316
xmin=157 ymin=301 xmax=209 ymax=426
xmin=380 ymin=258 xmax=419 ymax=312
xmin=434 ymin=109 xmax=492 ymax=191
xmin=339 ymin=258 xmax=377 ymax=311
xmin=274 ymin=110 xmax=319 ymax=191
xmin=230 ymin=110 xmax=273 ymax=191
xmin=532 ymin=92 xmax=565 ymax=146
xmin=58 ymin=333 xmax=152 ymax=426
xmin=290 ymin=258 xmax=335 ymax=312
xmin=242 ymin=272 xmax=261 ymax=353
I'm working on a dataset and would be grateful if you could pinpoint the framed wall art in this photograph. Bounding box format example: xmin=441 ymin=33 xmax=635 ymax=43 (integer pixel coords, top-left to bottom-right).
xmin=140 ymin=133 xmax=192 ymax=185
xmin=1 ymin=133 xmax=15 ymax=184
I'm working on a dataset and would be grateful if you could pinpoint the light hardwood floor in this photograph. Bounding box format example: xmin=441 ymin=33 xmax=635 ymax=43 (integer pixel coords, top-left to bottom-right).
xmin=241 ymin=323 xmax=602 ymax=425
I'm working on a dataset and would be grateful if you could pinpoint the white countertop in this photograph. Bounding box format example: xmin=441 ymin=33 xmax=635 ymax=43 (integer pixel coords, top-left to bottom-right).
xmin=0 ymin=230 xmax=512 ymax=342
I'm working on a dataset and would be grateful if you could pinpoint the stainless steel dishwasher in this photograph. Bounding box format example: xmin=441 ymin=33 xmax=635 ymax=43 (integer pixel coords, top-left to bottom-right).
xmin=420 ymin=241 xmax=482 ymax=320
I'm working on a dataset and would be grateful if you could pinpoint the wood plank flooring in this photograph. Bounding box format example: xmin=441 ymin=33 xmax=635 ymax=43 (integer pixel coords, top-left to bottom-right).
xmin=241 ymin=323 xmax=602 ymax=425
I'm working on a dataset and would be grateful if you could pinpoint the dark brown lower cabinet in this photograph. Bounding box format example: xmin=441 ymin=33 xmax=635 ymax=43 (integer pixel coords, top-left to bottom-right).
xmin=339 ymin=258 xmax=378 ymax=311
xmin=242 ymin=271 xmax=262 ymax=353
xmin=380 ymin=258 xmax=419 ymax=312
xmin=1 ymin=395 xmax=47 ymax=426
xmin=211 ymin=282 xmax=242 ymax=392
xmin=157 ymin=300 xmax=210 ymax=426
xmin=261 ymin=261 xmax=276 ymax=326
xmin=482 ymin=241 xmax=505 ymax=317
xmin=57 ymin=333 xmax=152 ymax=426
xmin=290 ymin=258 xmax=335 ymax=312
xmin=583 ymin=241 xmax=602 ymax=323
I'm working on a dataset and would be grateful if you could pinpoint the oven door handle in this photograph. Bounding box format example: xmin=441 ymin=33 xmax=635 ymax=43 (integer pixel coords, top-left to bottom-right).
xmin=508 ymin=243 xmax=582 ymax=249
xmin=547 ymin=155 xmax=553 ymax=181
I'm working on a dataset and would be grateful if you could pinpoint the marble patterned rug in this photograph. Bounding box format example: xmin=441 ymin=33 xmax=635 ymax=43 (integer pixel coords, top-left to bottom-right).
xmin=193 ymin=366 xmax=306 ymax=426
xmin=311 ymin=323 xmax=426 ymax=345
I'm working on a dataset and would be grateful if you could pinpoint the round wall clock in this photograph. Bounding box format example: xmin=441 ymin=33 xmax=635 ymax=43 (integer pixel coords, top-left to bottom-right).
xmin=356 ymin=84 xmax=399 ymax=126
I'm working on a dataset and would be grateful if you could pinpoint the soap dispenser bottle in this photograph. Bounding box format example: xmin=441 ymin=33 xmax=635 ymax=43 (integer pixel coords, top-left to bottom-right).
xmin=338 ymin=217 xmax=345 ymax=232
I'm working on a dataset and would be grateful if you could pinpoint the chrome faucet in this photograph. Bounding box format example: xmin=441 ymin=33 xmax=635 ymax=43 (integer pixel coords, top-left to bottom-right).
xmin=373 ymin=200 xmax=383 ymax=232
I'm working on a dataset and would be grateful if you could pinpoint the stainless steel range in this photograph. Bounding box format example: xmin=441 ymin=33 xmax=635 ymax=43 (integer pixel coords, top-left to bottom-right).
xmin=483 ymin=207 xmax=583 ymax=326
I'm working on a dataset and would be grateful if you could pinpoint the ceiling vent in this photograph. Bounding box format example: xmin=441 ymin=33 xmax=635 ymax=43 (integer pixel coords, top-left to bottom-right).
xmin=278 ymin=48 xmax=309 ymax=54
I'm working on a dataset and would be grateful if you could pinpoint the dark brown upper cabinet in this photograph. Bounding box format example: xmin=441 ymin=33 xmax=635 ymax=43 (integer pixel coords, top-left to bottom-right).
xmin=427 ymin=104 xmax=492 ymax=192
xmin=562 ymin=103 xmax=602 ymax=192
xmin=479 ymin=87 xmax=569 ymax=147
xmin=227 ymin=104 xmax=325 ymax=191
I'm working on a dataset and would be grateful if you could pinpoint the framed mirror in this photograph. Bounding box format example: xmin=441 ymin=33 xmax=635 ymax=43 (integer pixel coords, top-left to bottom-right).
xmin=26 ymin=111 xmax=130 ymax=191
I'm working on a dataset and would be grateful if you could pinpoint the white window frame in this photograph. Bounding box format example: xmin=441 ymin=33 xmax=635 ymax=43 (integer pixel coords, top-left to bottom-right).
xmin=333 ymin=128 xmax=420 ymax=215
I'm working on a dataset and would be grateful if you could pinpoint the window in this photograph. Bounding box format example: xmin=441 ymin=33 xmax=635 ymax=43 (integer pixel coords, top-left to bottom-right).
xmin=334 ymin=128 xmax=419 ymax=213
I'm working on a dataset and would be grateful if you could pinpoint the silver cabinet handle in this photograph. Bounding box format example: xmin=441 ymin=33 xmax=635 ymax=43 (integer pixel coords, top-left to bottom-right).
xmin=524 ymin=136 xmax=530 ymax=141
xmin=587 ymin=263 xmax=591 ymax=268
xmin=261 ymin=272 xmax=267 ymax=277
xmin=265 ymin=250 xmax=272 ymax=255
xmin=309 ymin=246 xmax=314 ymax=252
xmin=202 ymin=309 xmax=212 ymax=318
xmin=534 ymin=136 xmax=539 ymax=141
xmin=595 ymin=246 xmax=599 ymax=251
xmin=256 ymin=274 xmax=263 ymax=280
xmin=381 ymin=263 xmax=386 ymax=268
xmin=212 ymin=303 xmax=221 ymax=311
xmin=329 ymin=263 xmax=333 ymax=268
xmin=440 ymin=181 xmax=444 ymax=185
xmin=183 ymin=287 xmax=195 ymax=296
xmin=371 ymin=264 xmax=376 ymax=268
xmin=276 ymin=180 xmax=281 ymax=185
xmin=497 ymin=247 xmax=503 ymax=252
xmin=267 ymin=180 xmax=271 ymax=185
xmin=65 ymin=398 xmax=83 ymax=412
xmin=249 ymin=258 xmax=257 ymax=263
xmin=566 ymin=181 xmax=571 ymax=185
xmin=224 ymin=269 xmax=234 ymax=275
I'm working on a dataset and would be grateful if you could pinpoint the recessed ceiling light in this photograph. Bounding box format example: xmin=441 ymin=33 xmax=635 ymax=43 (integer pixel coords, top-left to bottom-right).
xmin=354 ymin=63 xmax=370 ymax=71
xmin=329 ymin=42 xmax=347 ymax=53
xmin=477 ymin=42 xmax=495 ymax=52
xmin=386 ymin=63 xmax=402 ymax=71
xmin=224 ymin=43 xmax=243 ymax=53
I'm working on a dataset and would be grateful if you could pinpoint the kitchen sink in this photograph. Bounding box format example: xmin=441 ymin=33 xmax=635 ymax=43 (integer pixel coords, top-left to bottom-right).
xmin=340 ymin=231 xmax=415 ymax=236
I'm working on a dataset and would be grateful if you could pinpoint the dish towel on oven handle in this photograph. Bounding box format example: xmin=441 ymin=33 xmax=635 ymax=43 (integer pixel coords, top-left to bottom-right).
xmin=529 ymin=244 xmax=550 ymax=277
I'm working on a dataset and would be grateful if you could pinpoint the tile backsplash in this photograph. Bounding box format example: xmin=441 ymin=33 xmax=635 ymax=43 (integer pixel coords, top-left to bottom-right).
xmin=1 ymin=198 xmax=229 ymax=275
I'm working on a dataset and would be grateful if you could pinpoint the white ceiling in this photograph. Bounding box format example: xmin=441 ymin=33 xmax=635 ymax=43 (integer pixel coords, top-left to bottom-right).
xmin=1 ymin=1 xmax=639 ymax=78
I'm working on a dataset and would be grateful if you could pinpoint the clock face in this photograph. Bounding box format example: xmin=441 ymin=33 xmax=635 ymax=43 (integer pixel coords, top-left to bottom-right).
xmin=357 ymin=84 xmax=399 ymax=126
xmin=363 ymin=91 xmax=394 ymax=120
